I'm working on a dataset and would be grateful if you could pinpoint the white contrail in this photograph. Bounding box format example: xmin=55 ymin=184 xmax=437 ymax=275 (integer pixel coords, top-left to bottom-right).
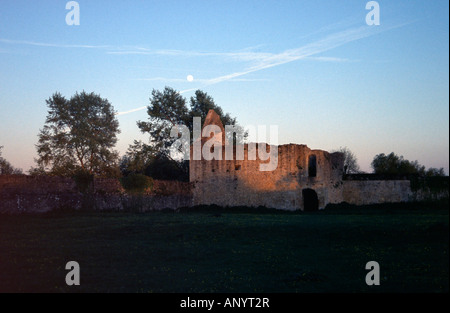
xmin=186 ymin=26 xmax=380 ymax=87
xmin=116 ymin=25 xmax=384 ymax=116
xmin=0 ymin=38 xmax=113 ymax=49
xmin=116 ymin=106 xmax=148 ymax=116
xmin=0 ymin=38 xmax=272 ymax=62
xmin=1 ymin=21 xmax=409 ymax=117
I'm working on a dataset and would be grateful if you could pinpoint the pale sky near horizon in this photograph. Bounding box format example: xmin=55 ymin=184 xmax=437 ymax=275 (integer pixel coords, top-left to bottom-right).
xmin=0 ymin=0 xmax=448 ymax=174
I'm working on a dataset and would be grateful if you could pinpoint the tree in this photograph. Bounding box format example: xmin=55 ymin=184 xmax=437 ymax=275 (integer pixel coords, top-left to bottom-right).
xmin=332 ymin=146 xmax=360 ymax=174
xmin=35 ymin=91 xmax=120 ymax=176
xmin=425 ymin=167 xmax=445 ymax=177
xmin=371 ymin=152 xmax=421 ymax=175
xmin=188 ymin=90 xmax=246 ymax=144
xmin=136 ymin=87 xmax=190 ymax=159
xmin=127 ymin=87 xmax=245 ymax=178
xmin=0 ymin=146 xmax=23 ymax=175
xmin=120 ymin=141 xmax=157 ymax=175
xmin=371 ymin=152 xmax=445 ymax=176
xmin=187 ymin=90 xmax=239 ymax=130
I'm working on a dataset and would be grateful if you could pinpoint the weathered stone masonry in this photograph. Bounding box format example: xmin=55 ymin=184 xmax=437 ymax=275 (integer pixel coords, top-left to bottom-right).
xmin=0 ymin=175 xmax=191 ymax=214
xmin=189 ymin=110 xmax=441 ymax=210
xmin=190 ymin=143 xmax=345 ymax=210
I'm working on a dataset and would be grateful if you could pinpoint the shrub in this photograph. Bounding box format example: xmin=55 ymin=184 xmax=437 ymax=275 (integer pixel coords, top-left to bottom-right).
xmin=73 ymin=169 xmax=94 ymax=193
xmin=120 ymin=173 xmax=153 ymax=194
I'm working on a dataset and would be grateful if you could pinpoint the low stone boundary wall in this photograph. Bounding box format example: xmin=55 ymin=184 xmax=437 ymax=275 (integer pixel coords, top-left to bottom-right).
xmin=0 ymin=175 xmax=192 ymax=214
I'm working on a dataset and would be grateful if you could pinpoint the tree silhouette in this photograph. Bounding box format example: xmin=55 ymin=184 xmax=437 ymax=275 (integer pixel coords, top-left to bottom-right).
xmin=126 ymin=87 xmax=245 ymax=178
xmin=332 ymin=146 xmax=361 ymax=174
xmin=371 ymin=152 xmax=445 ymax=176
xmin=0 ymin=146 xmax=23 ymax=175
xmin=35 ymin=91 xmax=120 ymax=176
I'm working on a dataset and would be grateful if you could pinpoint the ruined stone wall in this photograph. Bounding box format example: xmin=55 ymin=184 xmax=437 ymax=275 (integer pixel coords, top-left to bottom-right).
xmin=190 ymin=140 xmax=434 ymax=210
xmin=190 ymin=144 xmax=344 ymax=210
xmin=0 ymin=175 xmax=192 ymax=214
xmin=152 ymin=180 xmax=192 ymax=196
xmin=342 ymin=180 xmax=412 ymax=205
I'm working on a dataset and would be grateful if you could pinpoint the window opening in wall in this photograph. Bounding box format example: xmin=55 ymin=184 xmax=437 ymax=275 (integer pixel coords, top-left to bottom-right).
xmin=308 ymin=155 xmax=317 ymax=177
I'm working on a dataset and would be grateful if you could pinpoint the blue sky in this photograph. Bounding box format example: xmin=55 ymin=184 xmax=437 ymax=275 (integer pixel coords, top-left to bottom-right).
xmin=0 ymin=0 xmax=448 ymax=173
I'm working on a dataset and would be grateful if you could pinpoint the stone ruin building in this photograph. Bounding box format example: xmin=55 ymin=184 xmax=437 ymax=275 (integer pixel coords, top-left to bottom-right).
xmin=190 ymin=110 xmax=413 ymax=211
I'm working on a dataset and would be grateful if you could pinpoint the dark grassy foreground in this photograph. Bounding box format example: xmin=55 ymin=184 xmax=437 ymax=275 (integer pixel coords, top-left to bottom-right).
xmin=0 ymin=202 xmax=448 ymax=293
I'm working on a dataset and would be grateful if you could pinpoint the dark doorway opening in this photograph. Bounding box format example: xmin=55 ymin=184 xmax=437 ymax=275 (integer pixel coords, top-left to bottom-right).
xmin=302 ymin=188 xmax=319 ymax=211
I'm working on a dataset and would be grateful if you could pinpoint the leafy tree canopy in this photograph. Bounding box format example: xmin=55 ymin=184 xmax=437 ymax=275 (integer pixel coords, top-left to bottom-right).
xmin=371 ymin=152 xmax=445 ymax=177
xmin=125 ymin=87 xmax=245 ymax=178
xmin=0 ymin=146 xmax=23 ymax=175
xmin=331 ymin=146 xmax=361 ymax=174
xmin=35 ymin=91 xmax=120 ymax=177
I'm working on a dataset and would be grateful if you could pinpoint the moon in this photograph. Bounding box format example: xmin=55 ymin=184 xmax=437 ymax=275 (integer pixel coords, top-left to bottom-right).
xmin=187 ymin=75 xmax=194 ymax=82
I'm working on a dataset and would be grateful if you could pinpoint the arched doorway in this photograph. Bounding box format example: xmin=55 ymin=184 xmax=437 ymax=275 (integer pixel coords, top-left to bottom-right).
xmin=302 ymin=188 xmax=319 ymax=211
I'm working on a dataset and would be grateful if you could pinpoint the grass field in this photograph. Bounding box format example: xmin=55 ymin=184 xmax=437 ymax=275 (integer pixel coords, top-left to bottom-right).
xmin=0 ymin=202 xmax=448 ymax=293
